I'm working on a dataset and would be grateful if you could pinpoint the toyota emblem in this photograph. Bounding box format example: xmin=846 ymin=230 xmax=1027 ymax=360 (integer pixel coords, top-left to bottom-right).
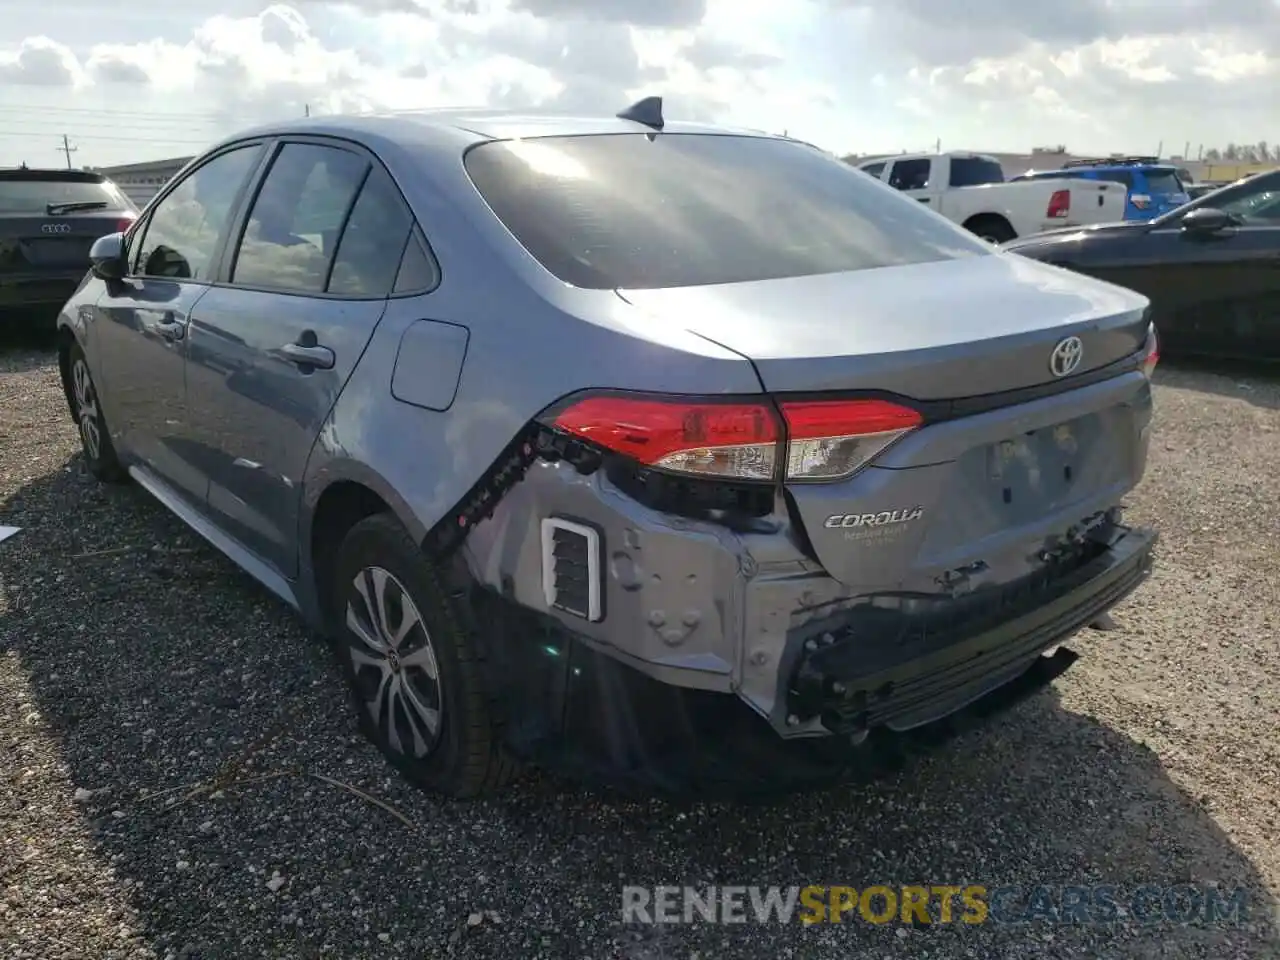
xmin=41 ymin=223 xmax=71 ymax=234
xmin=1049 ymin=336 xmax=1083 ymax=378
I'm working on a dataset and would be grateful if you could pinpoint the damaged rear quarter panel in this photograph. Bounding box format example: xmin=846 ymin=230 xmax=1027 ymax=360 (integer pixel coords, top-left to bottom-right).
xmin=300 ymin=262 xmax=763 ymax=590
xmin=458 ymin=456 xmax=848 ymax=727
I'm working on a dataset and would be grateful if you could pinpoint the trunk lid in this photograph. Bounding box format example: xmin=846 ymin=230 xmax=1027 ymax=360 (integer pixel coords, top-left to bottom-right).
xmin=617 ymin=253 xmax=1154 ymax=593
xmin=615 ymin=251 xmax=1150 ymax=399
xmin=0 ymin=210 xmax=132 ymax=274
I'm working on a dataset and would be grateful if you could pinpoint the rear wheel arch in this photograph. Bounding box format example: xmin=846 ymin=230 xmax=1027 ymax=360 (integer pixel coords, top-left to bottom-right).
xmin=309 ymin=480 xmax=395 ymax=619
xmin=963 ymin=213 xmax=1017 ymax=244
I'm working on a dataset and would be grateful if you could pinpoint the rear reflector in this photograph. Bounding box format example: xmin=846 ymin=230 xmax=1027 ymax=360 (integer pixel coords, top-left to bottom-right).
xmin=1046 ymin=189 xmax=1071 ymax=218
xmin=540 ymin=517 xmax=602 ymax=621
xmin=547 ymin=394 xmax=922 ymax=483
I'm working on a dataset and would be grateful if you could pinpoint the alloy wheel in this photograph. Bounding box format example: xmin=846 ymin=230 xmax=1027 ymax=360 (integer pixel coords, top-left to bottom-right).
xmin=344 ymin=566 xmax=443 ymax=758
xmin=71 ymin=358 xmax=102 ymax=461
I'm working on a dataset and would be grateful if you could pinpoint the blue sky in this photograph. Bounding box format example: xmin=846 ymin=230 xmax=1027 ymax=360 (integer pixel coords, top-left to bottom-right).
xmin=0 ymin=0 xmax=1275 ymax=168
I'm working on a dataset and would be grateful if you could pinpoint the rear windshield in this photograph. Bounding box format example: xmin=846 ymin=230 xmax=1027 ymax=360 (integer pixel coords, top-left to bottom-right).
xmin=949 ymin=157 xmax=1005 ymax=186
xmin=0 ymin=174 xmax=133 ymax=214
xmin=1144 ymin=171 xmax=1184 ymax=195
xmin=464 ymin=134 xmax=989 ymax=290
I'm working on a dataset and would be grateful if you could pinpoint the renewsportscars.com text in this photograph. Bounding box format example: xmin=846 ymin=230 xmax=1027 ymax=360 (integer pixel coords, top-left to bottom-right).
xmin=622 ymin=884 xmax=1251 ymax=926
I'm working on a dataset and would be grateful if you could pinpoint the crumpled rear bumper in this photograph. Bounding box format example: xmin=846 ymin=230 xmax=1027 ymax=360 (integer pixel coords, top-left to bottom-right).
xmin=786 ymin=525 xmax=1157 ymax=735
xmin=472 ymin=525 xmax=1157 ymax=797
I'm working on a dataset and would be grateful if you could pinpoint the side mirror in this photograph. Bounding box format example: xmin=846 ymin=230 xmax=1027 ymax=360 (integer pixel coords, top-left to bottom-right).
xmin=1180 ymin=207 xmax=1230 ymax=236
xmin=89 ymin=232 xmax=127 ymax=281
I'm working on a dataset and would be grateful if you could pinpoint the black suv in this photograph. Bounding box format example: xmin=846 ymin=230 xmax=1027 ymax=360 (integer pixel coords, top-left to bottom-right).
xmin=1 ymin=167 xmax=139 ymax=323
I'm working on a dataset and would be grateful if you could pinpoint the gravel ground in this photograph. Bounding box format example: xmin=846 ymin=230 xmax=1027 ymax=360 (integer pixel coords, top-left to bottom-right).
xmin=1 ymin=338 xmax=1278 ymax=959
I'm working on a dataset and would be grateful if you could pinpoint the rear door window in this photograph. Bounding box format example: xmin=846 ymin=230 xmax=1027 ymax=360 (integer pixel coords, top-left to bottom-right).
xmin=464 ymin=136 xmax=987 ymax=290
xmin=327 ymin=165 xmax=415 ymax=297
xmin=229 ymin=142 xmax=369 ymax=294
xmin=393 ymin=233 xmax=439 ymax=294
xmin=860 ymin=162 xmax=885 ymax=178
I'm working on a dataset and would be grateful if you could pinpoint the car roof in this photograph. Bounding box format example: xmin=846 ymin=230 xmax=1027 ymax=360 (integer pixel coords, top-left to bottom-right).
xmin=1078 ymin=163 xmax=1177 ymax=174
xmin=0 ymin=166 xmax=107 ymax=180
xmin=216 ymin=109 xmax=788 ymax=153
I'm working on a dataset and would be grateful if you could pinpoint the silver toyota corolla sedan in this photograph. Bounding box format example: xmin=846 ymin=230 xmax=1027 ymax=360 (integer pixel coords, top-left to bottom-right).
xmin=56 ymin=98 xmax=1160 ymax=798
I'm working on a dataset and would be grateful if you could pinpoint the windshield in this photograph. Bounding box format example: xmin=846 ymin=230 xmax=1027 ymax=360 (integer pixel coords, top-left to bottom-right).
xmin=464 ymin=134 xmax=990 ymax=290
xmin=0 ymin=174 xmax=134 ymax=214
xmin=1153 ymin=172 xmax=1280 ymax=227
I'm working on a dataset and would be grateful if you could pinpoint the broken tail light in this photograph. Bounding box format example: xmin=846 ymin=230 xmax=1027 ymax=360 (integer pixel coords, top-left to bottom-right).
xmin=545 ymin=394 xmax=923 ymax=483
xmin=1141 ymin=324 xmax=1159 ymax=379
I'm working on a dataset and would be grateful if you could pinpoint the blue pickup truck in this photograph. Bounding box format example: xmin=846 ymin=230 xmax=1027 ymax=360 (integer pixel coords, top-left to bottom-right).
xmin=1012 ymin=157 xmax=1191 ymax=221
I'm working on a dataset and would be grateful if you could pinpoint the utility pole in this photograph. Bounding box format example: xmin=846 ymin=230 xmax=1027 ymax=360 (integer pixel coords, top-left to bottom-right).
xmin=935 ymin=137 xmax=941 ymax=153
xmin=304 ymin=103 xmax=310 ymax=117
xmin=58 ymin=134 xmax=78 ymax=169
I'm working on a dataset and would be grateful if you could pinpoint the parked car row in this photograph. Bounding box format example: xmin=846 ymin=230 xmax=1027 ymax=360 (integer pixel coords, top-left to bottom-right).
xmin=1003 ymin=169 xmax=1280 ymax=361
xmin=43 ymin=102 xmax=1167 ymax=798
xmin=1011 ymin=156 xmax=1190 ymax=221
xmin=855 ymin=151 xmax=1278 ymax=361
xmin=855 ymin=152 xmax=1128 ymax=242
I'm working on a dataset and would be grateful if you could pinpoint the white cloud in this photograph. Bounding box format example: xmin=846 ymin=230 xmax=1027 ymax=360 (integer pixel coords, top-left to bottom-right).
xmin=0 ymin=0 xmax=1275 ymax=167
xmin=0 ymin=36 xmax=83 ymax=86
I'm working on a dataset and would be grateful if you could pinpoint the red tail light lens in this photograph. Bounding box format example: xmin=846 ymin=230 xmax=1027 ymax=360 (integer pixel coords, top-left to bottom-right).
xmin=1046 ymin=189 xmax=1071 ymax=218
xmin=117 ymin=214 xmax=137 ymax=234
xmin=780 ymin=399 xmax=922 ymax=481
xmin=1141 ymin=325 xmax=1159 ymax=378
xmin=547 ymin=394 xmax=923 ymax=483
xmin=550 ymin=396 xmax=780 ymax=480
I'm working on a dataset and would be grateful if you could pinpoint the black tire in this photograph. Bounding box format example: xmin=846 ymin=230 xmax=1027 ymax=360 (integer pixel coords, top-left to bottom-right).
xmin=965 ymin=215 xmax=1017 ymax=245
xmin=66 ymin=342 xmax=128 ymax=483
xmin=327 ymin=513 xmax=517 ymax=797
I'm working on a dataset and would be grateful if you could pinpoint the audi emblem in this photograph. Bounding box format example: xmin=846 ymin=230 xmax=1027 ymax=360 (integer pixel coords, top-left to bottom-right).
xmin=1049 ymin=336 xmax=1084 ymax=378
xmin=41 ymin=223 xmax=71 ymax=234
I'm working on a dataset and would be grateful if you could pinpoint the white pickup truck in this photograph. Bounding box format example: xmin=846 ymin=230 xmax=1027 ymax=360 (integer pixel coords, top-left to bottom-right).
xmin=856 ymin=152 xmax=1127 ymax=243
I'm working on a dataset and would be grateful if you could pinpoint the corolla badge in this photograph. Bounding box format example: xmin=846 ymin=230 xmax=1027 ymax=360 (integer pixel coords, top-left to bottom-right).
xmin=1049 ymin=336 xmax=1084 ymax=378
xmin=824 ymin=506 xmax=924 ymax=529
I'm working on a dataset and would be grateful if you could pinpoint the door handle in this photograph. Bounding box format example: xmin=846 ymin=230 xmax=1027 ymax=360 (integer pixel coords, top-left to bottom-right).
xmin=917 ymin=197 xmax=931 ymax=203
xmin=155 ymin=317 xmax=185 ymax=341
xmin=278 ymin=341 xmax=335 ymax=370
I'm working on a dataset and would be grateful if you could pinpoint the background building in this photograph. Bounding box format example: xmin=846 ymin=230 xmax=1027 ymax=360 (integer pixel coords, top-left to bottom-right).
xmin=95 ymin=156 xmax=192 ymax=208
